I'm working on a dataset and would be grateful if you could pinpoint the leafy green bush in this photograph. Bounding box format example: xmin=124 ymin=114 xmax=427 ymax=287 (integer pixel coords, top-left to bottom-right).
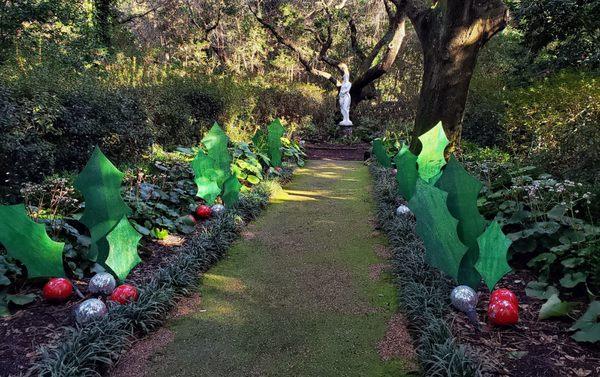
xmin=503 ymin=70 xmax=600 ymax=183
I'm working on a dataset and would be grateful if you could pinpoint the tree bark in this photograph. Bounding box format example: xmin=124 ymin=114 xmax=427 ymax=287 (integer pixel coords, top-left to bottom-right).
xmin=95 ymin=0 xmax=113 ymax=48
xmin=407 ymin=0 xmax=509 ymax=153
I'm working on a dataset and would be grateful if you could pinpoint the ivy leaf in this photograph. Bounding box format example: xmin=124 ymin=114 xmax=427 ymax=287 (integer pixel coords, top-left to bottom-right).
xmin=475 ymin=220 xmax=512 ymax=291
xmin=191 ymin=152 xmax=221 ymax=204
xmin=0 ymin=204 xmax=65 ymax=279
xmin=104 ymin=216 xmax=142 ymax=281
xmin=202 ymin=123 xmax=232 ymax=187
xmin=74 ymin=147 xmax=131 ymax=262
xmin=539 ymin=294 xmax=576 ymax=320
xmin=372 ymin=138 xmax=392 ymax=167
xmin=222 ymin=175 xmax=242 ymax=207
xmin=394 ymin=144 xmax=418 ymax=201
xmin=416 ymin=121 xmax=449 ymax=183
xmin=267 ymin=119 xmax=285 ymax=167
xmin=436 ymin=155 xmax=486 ymax=288
xmin=525 ymin=281 xmax=559 ymax=299
xmin=570 ymin=301 xmax=600 ymax=343
xmin=559 ymin=272 xmax=587 ymax=288
xmin=408 ymin=180 xmax=468 ymax=280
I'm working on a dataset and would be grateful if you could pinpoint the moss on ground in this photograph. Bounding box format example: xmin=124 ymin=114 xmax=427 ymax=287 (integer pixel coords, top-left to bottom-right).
xmin=146 ymin=161 xmax=412 ymax=377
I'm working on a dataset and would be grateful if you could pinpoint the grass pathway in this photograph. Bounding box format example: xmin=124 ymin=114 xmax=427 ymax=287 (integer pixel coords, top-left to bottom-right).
xmin=143 ymin=160 xmax=415 ymax=376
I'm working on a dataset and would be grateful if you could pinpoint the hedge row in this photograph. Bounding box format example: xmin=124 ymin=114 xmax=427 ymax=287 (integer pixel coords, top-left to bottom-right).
xmin=27 ymin=176 xmax=288 ymax=377
xmin=370 ymin=164 xmax=484 ymax=376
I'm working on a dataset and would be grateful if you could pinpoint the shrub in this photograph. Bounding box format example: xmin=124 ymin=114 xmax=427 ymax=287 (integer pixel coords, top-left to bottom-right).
xmin=503 ymin=70 xmax=600 ymax=183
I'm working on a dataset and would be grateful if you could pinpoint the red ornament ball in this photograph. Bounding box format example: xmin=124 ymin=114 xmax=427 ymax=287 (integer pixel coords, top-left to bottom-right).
xmin=490 ymin=288 xmax=518 ymax=306
xmin=108 ymin=284 xmax=139 ymax=305
xmin=275 ymin=166 xmax=282 ymax=172
xmin=43 ymin=278 xmax=73 ymax=302
xmin=195 ymin=205 xmax=212 ymax=219
xmin=488 ymin=299 xmax=519 ymax=326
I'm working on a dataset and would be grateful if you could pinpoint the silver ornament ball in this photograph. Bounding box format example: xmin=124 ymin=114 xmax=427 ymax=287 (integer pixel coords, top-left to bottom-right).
xmin=88 ymin=272 xmax=116 ymax=295
xmin=450 ymin=285 xmax=478 ymax=313
xmin=74 ymin=298 xmax=108 ymax=324
xmin=396 ymin=204 xmax=411 ymax=216
xmin=211 ymin=204 xmax=226 ymax=215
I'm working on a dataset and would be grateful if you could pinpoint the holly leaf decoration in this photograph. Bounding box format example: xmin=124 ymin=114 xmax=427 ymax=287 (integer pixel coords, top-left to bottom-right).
xmin=372 ymin=138 xmax=392 ymax=167
xmin=394 ymin=144 xmax=418 ymax=201
xmin=539 ymin=294 xmax=576 ymax=320
xmin=222 ymin=175 xmax=242 ymax=207
xmin=416 ymin=121 xmax=449 ymax=183
xmin=191 ymin=152 xmax=221 ymax=204
xmin=252 ymin=129 xmax=268 ymax=155
xmin=0 ymin=204 xmax=65 ymax=279
xmin=104 ymin=216 xmax=142 ymax=281
xmin=436 ymin=155 xmax=486 ymax=288
xmin=570 ymin=301 xmax=600 ymax=343
xmin=475 ymin=221 xmax=512 ymax=291
xmin=202 ymin=123 xmax=232 ymax=187
xmin=408 ymin=180 xmax=468 ymax=280
xmin=74 ymin=147 xmax=131 ymax=251
xmin=267 ymin=119 xmax=285 ymax=167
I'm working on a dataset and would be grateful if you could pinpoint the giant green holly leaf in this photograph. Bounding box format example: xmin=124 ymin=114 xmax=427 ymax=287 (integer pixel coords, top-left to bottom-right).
xmin=252 ymin=129 xmax=268 ymax=155
xmin=408 ymin=180 xmax=468 ymax=280
xmin=416 ymin=121 xmax=449 ymax=183
xmin=104 ymin=216 xmax=142 ymax=281
xmin=191 ymin=152 xmax=221 ymax=204
xmin=436 ymin=155 xmax=486 ymax=288
xmin=267 ymin=119 xmax=285 ymax=167
xmin=394 ymin=144 xmax=418 ymax=201
xmin=74 ymin=147 xmax=131 ymax=249
xmin=372 ymin=138 xmax=392 ymax=167
xmin=475 ymin=221 xmax=512 ymax=291
xmin=222 ymin=175 xmax=242 ymax=207
xmin=202 ymin=123 xmax=232 ymax=187
xmin=0 ymin=204 xmax=65 ymax=278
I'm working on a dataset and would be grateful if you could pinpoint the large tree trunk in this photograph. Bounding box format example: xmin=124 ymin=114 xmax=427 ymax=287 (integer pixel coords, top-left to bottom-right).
xmin=95 ymin=0 xmax=113 ymax=48
xmin=407 ymin=0 xmax=509 ymax=153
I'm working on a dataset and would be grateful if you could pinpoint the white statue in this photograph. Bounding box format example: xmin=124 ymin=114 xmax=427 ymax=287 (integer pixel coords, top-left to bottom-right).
xmin=338 ymin=72 xmax=353 ymax=126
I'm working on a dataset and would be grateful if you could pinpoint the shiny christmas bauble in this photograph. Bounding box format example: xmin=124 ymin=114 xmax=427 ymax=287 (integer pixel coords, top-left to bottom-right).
xmin=392 ymin=168 xmax=398 ymax=175
xmin=195 ymin=205 xmax=212 ymax=219
xmin=43 ymin=278 xmax=73 ymax=302
xmin=109 ymin=284 xmax=139 ymax=305
xmin=88 ymin=272 xmax=116 ymax=295
xmin=74 ymin=298 xmax=108 ymax=324
xmin=396 ymin=205 xmax=411 ymax=216
xmin=211 ymin=204 xmax=226 ymax=215
xmin=490 ymin=288 xmax=518 ymax=306
xmin=450 ymin=285 xmax=478 ymax=313
xmin=488 ymin=299 xmax=519 ymax=326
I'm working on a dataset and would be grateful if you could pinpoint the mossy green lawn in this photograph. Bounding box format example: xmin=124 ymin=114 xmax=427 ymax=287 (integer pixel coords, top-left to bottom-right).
xmin=146 ymin=160 xmax=412 ymax=376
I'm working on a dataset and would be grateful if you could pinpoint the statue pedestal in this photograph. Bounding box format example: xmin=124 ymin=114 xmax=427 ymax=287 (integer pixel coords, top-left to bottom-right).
xmin=339 ymin=121 xmax=353 ymax=137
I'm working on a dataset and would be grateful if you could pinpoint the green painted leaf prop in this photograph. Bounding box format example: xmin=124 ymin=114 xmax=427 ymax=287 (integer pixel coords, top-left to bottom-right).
xmin=416 ymin=121 xmax=449 ymax=183
xmin=222 ymin=175 xmax=242 ymax=207
xmin=372 ymin=138 xmax=392 ymax=167
xmin=436 ymin=155 xmax=487 ymax=288
xmin=394 ymin=144 xmax=418 ymax=201
xmin=74 ymin=147 xmax=131 ymax=247
xmin=570 ymin=301 xmax=600 ymax=343
xmin=252 ymin=129 xmax=268 ymax=155
xmin=202 ymin=123 xmax=232 ymax=187
xmin=408 ymin=180 xmax=468 ymax=280
xmin=475 ymin=220 xmax=512 ymax=291
xmin=0 ymin=204 xmax=65 ymax=279
xmin=268 ymin=119 xmax=285 ymax=167
xmin=191 ymin=152 xmax=221 ymax=204
xmin=104 ymin=216 xmax=142 ymax=281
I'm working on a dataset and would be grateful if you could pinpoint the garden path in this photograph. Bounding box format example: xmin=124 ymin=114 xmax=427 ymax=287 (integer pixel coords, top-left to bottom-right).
xmin=116 ymin=160 xmax=416 ymax=377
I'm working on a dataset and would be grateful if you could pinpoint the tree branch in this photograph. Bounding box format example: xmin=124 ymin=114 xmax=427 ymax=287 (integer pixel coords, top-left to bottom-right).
xmin=118 ymin=6 xmax=159 ymax=24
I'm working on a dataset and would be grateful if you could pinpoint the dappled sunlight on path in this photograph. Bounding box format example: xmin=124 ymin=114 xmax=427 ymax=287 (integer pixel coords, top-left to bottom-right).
xmin=138 ymin=160 xmax=416 ymax=377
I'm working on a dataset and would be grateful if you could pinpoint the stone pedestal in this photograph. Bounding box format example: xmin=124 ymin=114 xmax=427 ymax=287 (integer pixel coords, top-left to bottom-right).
xmin=339 ymin=124 xmax=353 ymax=137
